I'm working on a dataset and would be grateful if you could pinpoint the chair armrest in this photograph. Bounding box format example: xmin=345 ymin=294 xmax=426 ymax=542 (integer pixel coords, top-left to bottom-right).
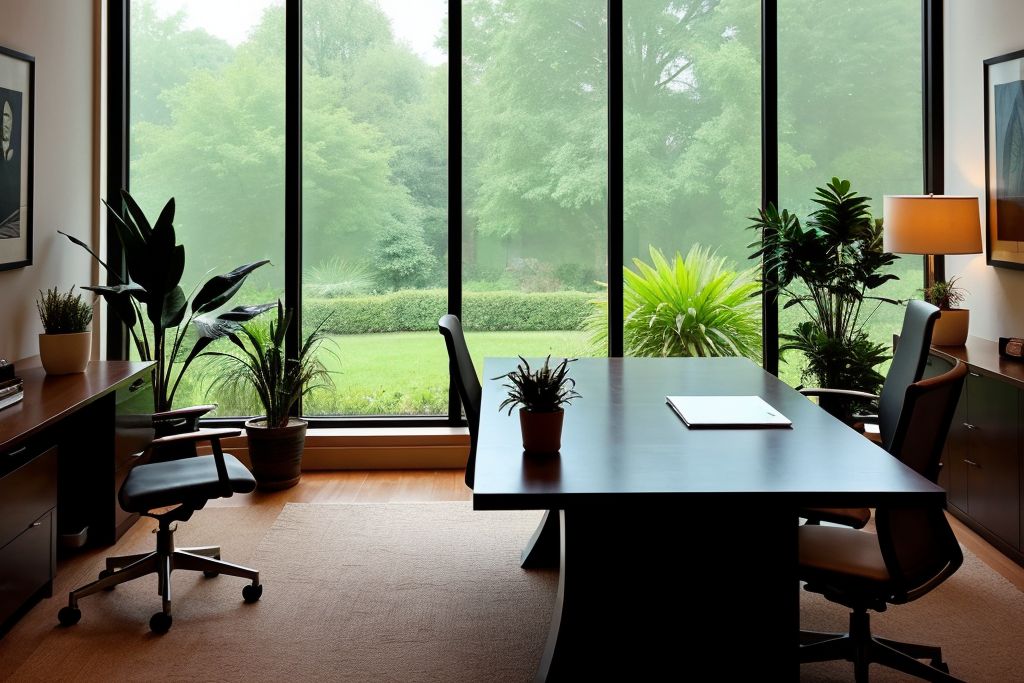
xmin=852 ymin=413 xmax=880 ymax=425
xmin=149 ymin=427 xmax=242 ymax=447
xmin=152 ymin=405 xmax=217 ymax=421
xmin=799 ymin=388 xmax=880 ymax=401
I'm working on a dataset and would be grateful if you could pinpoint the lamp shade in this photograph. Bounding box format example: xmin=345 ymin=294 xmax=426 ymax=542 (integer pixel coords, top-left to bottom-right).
xmin=882 ymin=195 xmax=982 ymax=254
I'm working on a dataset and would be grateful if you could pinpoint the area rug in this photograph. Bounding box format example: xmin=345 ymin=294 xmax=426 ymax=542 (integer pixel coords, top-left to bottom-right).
xmin=3 ymin=502 xmax=1023 ymax=681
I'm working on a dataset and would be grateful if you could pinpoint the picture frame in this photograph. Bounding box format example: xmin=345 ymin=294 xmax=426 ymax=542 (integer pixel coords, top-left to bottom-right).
xmin=0 ymin=45 xmax=33 ymax=271
xmin=985 ymin=48 xmax=1024 ymax=270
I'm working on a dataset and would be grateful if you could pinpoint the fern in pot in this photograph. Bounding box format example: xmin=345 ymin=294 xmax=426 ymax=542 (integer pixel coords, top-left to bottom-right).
xmin=36 ymin=286 xmax=93 ymax=374
xmin=493 ymin=355 xmax=581 ymax=454
xmin=204 ymin=301 xmax=334 ymax=490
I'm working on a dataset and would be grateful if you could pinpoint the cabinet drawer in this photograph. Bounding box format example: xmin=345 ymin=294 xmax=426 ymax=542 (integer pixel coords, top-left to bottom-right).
xmin=0 ymin=446 xmax=57 ymax=547
xmin=0 ymin=509 xmax=54 ymax=626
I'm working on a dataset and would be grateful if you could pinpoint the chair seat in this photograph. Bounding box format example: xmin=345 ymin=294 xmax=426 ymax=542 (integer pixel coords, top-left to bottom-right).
xmin=801 ymin=506 xmax=871 ymax=529
xmin=119 ymin=454 xmax=256 ymax=512
xmin=799 ymin=524 xmax=892 ymax=588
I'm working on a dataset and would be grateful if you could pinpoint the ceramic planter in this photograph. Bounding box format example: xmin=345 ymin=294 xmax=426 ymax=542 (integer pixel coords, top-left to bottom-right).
xmin=38 ymin=331 xmax=91 ymax=374
xmin=244 ymin=417 xmax=308 ymax=490
xmin=932 ymin=309 xmax=969 ymax=346
xmin=519 ymin=408 xmax=564 ymax=454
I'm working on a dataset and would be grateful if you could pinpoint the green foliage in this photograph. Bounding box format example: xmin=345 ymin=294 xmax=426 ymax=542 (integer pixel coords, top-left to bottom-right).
xmin=749 ymin=178 xmax=899 ymax=402
xmin=61 ymin=189 xmax=271 ymax=411
xmin=36 ymin=286 xmax=93 ymax=334
xmin=372 ymin=222 xmax=438 ymax=291
xmin=586 ymin=245 xmax=761 ymax=359
xmin=554 ymin=263 xmax=600 ymax=291
xmin=922 ymin=276 xmax=967 ymax=311
xmin=303 ymin=289 xmax=591 ymax=335
xmin=303 ymin=257 xmax=374 ymax=298
xmin=204 ymin=301 xmax=335 ymax=428
xmin=493 ymin=355 xmax=581 ymax=414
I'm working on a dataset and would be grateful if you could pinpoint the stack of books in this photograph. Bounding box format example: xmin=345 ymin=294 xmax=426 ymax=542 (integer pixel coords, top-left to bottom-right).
xmin=0 ymin=360 xmax=22 ymax=411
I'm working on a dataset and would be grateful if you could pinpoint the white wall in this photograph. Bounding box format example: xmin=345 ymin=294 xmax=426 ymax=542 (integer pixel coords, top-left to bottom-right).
xmin=945 ymin=0 xmax=1024 ymax=340
xmin=0 ymin=0 xmax=97 ymax=361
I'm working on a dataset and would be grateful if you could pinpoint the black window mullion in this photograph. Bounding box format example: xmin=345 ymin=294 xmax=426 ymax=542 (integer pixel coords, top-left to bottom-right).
xmin=608 ymin=0 xmax=624 ymax=358
xmin=285 ymin=0 xmax=303 ymax=417
xmin=448 ymin=4 xmax=464 ymax=426
xmin=923 ymin=0 xmax=944 ymax=285
xmin=761 ymin=0 xmax=779 ymax=376
xmin=106 ymin=0 xmax=129 ymax=362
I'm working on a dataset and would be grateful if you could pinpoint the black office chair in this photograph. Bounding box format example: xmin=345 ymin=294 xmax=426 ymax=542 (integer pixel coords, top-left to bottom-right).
xmin=799 ymin=361 xmax=968 ymax=682
xmin=800 ymin=299 xmax=940 ymax=528
xmin=438 ymin=314 xmax=559 ymax=569
xmin=57 ymin=405 xmax=262 ymax=634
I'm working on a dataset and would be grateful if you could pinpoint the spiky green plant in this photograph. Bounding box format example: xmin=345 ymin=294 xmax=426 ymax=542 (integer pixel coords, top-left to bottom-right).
xmin=36 ymin=286 xmax=93 ymax=334
xmin=586 ymin=245 xmax=761 ymax=359
xmin=492 ymin=355 xmax=581 ymax=415
xmin=203 ymin=301 xmax=335 ymax=428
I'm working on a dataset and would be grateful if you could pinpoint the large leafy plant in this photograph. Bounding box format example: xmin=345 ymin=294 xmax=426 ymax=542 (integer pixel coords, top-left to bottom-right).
xmin=748 ymin=177 xmax=899 ymax=408
xmin=586 ymin=245 xmax=761 ymax=359
xmin=61 ymin=189 xmax=272 ymax=411
xmin=204 ymin=301 xmax=335 ymax=428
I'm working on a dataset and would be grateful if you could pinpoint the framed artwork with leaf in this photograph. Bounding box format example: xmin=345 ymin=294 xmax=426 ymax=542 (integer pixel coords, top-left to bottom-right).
xmin=0 ymin=45 xmax=33 ymax=271
xmin=985 ymin=48 xmax=1024 ymax=270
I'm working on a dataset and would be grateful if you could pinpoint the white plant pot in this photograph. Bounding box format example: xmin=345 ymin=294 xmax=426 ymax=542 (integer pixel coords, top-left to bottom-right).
xmin=38 ymin=331 xmax=92 ymax=374
xmin=932 ymin=309 xmax=969 ymax=347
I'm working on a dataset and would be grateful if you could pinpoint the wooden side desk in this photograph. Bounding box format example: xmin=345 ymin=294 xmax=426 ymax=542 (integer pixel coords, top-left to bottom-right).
xmin=0 ymin=360 xmax=153 ymax=630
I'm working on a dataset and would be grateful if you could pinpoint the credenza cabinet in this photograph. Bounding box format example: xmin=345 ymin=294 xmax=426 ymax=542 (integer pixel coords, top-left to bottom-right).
xmin=927 ymin=338 xmax=1024 ymax=565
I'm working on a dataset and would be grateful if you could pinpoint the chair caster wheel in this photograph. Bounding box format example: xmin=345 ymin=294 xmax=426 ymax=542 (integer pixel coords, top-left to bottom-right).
xmin=149 ymin=612 xmax=172 ymax=634
xmin=203 ymin=570 xmax=219 ymax=578
xmin=242 ymin=583 xmax=263 ymax=603
xmin=57 ymin=606 xmax=81 ymax=626
xmin=99 ymin=568 xmax=116 ymax=590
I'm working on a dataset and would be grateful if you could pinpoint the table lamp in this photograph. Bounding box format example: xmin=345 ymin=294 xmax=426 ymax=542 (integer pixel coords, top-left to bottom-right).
xmin=883 ymin=194 xmax=982 ymax=346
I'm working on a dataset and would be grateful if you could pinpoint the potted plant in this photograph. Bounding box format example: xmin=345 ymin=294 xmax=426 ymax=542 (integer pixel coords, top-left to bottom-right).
xmin=204 ymin=301 xmax=334 ymax=490
xmin=493 ymin=355 xmax=581 ymax=454
xmin=36 ymin=286 xmax=93 ymax=374
xmin=60 ymin=189 xmax=272 ymax=411
xmin=748 ymin=177 xmax=901 ymax=420
xmin=922 ymin=276 xmax=969 ymax=346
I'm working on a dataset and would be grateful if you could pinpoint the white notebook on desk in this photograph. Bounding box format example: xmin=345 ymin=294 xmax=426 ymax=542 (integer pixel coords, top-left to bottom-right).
xmin=666 ymin=395 xmax=792 ymax=428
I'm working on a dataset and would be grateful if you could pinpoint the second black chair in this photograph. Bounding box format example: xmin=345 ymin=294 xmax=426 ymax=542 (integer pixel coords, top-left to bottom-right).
xmin=438 ymin=314 xmax=559 ymax=568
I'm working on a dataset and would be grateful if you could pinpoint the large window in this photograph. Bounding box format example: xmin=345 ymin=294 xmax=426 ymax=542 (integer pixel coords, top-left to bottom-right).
xmin=120 ymin=0 xmax=934 ymax=423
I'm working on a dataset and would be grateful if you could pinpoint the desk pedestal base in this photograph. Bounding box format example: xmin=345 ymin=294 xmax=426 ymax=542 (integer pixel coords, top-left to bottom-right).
xmin=536 ymin=504 xmax=798 ymax=681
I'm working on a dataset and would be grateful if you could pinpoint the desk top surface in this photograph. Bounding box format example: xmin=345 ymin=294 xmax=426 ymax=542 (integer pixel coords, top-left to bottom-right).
xmin=473 ymin=357 xmax=944 ymax=510
xmin=0 ymin=360 xmax=154 ymax=451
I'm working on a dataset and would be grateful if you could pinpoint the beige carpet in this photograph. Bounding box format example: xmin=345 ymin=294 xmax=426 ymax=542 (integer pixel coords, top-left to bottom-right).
xmin=2 ymin=503 xmax=1022 ymax=682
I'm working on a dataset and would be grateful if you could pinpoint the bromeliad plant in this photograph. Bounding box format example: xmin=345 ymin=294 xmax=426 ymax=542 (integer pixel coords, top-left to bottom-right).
xmin=61 ymin=189 xmax=272 ymax=411
xmin=585 ymin=245 xmax=761 ymax=359
xmin=748 ymin=177 xmax=900 ymax=411
xmin=203 ymin=301 xmax=335 ymax=428
xmin=493 ymin=355 xmax=582 ymax=415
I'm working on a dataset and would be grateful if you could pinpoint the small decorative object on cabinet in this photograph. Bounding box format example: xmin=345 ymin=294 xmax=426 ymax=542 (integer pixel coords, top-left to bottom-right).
xmin=204 ymin=300 xmax=334 ymax=490
xmin=493 ymin=355 xmax=581 ymax=454
xmin=922 ymin=276 xmax=970 ymax=346
xmin=999 ymin=337 xmax=1024 ymax=361
xmin=36 ymin=286 xmax=92 ymax=374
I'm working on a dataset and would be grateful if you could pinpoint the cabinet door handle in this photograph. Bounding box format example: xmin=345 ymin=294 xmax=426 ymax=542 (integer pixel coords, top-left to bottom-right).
xmin=28 ymin=521 xmax=41 ymax=528
xmin=969 ymin=371 xmax=981 ymax=377
xmin=5 ymin=446 xmax=27 ymax=458
xmin=963 ymin=422 xmax=976 ymax=430
xmin=129 ymin=378 xmax=146 ymax=392
xmin=964 ymin=459 xmax=980 ymax=467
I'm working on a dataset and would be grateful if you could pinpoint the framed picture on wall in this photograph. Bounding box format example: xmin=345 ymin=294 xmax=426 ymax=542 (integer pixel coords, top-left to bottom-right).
xmin=985 ymin=48 xmax=1024 ymax=270
xmin=0 ymin=45 xmax=33 ymax=271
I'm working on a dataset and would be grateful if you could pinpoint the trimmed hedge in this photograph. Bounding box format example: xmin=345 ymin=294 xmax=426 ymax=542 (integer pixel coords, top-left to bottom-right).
xmin=305 ymin=288 xmax=593 ymax=335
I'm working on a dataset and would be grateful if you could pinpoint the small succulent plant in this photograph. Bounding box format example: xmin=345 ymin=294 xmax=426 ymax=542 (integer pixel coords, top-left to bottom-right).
xmin=922 ymin=276 xmax=967 ymax=311
xmin=493 ymin=355 xmax=581 ymax=414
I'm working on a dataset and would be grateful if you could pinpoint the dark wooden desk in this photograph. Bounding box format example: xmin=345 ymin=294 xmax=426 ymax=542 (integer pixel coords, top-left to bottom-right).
xmin=0 ymin=360 xmax=153 ymax=630
xmin=474 ymin=357 xmax=945 ymax=680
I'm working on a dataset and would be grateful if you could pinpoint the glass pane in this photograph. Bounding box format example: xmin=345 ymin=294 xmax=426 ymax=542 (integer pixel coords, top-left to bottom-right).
xmin=777 ymin=0 xmax=923 ymax=390
xmin=622 ymin=1 xmax=763 ymax=360
xmin=129 ymin=0 xmax=286 ymax=415
xmin=462 ymin=0 xmax=607 ymax=370
xmin=301 ymin=0 xmax=449 ymax=416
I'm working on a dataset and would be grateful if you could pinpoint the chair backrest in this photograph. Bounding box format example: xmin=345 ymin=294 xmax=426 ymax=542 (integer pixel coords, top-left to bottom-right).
xmin=438 ymin=314 xmax=481 ymax=489
xmin=876 ymin=360 xmax=967 ymax=604
xmin=878 ymin=299 xmax=940 ymax=452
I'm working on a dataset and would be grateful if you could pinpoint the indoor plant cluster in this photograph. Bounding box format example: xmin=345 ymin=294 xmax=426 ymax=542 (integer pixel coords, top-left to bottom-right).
xmin=922 ymin=276 xmax=969 ymax=346
xmin=36 ymin=286 xmax=93 ymax=374
xmin=748 ymin=177 xmax=900 ymax=419
xmin=493 ymin=355 xmax=581 ymax=454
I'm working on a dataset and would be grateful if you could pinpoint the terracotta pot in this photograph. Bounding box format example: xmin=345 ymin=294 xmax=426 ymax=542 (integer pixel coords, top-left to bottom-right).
xmin=38 ymin=331 xmax=91 ymax=374
xmin=244 ymin=417 xmax=307 ymax=490
xmin=932 ymin=309 xmax=969 ymax=346
xmin=519 ymin=408 xmax=564 ymax=454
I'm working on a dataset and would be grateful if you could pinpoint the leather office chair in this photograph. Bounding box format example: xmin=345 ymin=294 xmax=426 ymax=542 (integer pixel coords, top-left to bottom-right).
xmin=799 ymin=360 xmax=968 ymax=682
xmin=800 ymin=299 xmax=940 ymax=529
xmin=438 ymin=314 xmax=559 ymax=568
xmin=57 ymin=405 xmax=262 ymax=634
